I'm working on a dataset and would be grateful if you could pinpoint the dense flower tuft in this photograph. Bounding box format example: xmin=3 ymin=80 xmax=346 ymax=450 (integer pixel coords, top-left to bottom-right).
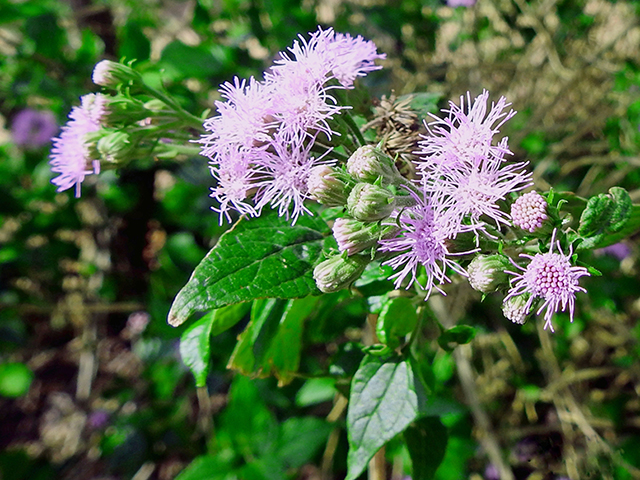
xmin=49 ymin=93 xmax=106 ymax=197
xmin=505 ymin=231 xmax=590 ymax=331
xmin=199 ymin=27 xmax=385 ymax=223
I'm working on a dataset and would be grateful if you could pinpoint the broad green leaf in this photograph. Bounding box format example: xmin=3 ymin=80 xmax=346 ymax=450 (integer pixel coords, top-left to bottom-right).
xmin=578 ymin=204 xmax=640 ymax=251
xmin=276 ymin=417 xmax=333 ymax=469
xmin=376 ymin=296 xmax=418 ymax=348
xmin=179 ymin=315 xmax=214 ymax=387
xmin=346 ymin=355 xmax=428 ymax=480
xmin=220 ymin=376 xmax=278 ymax=458
xmin=178 ymin=303 xmax=249 ymax=387
xmin=168 ymin=211 xmax=330 ymax=326
xmin=228 ymin=297 xmax=319 ymax=385
xmin=404 ymin=416 xmax=448 ymax=480
xmin=295 ymin=377 xmax=337 ymax=407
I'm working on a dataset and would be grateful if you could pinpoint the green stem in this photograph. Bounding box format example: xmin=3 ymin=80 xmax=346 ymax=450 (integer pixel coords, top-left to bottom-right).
xmin=142 ymin=84 xmax=206 ymax=132
xmin=340 ymin=111 xmax=366 ymax=148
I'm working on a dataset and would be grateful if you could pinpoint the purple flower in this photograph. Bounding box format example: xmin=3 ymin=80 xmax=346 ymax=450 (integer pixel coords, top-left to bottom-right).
xmin=505 ymin=231 xmax=590 ymax=331
xmin=417 ymin=90 xmax=515 ymax=171
xmin=11 ymin=109 xmax=58 ymax=149
xmin=49 ymin=93 xmax=107 ymax=197
xmin=416 ymin=91 xmax=531 ymax=235
xmin=595 ymin=242 xmax=632 ymax=261
xmin=511 ymin=191 xmax=548 ymax=233
xmin=253 ymin=134 xmax=329 ymax=223
xmin=378 ymin=189 xmax=471 ymax=298
xmin=200 ymin=26 xmax=384 ymax=223
xmin=447 ymin=0 xmax=477 ymax=7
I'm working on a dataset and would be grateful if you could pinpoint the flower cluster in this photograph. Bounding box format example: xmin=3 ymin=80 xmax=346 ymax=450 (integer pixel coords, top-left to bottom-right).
xmin=49 ymin=60 xmax=205 ymax=197
xmin=199 ymin=27 xmax=385 ymax=224
xmin=49 ymin=93 xmax=107 ymax=197
xmin=505 ymin=231 xmax=590 ymax=331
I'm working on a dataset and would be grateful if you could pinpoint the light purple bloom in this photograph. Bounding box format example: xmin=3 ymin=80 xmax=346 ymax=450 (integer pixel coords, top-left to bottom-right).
xmin=511 ymin=191 xmax=548 ymax=233
xmin=416 ymin=91 xmax=531 ymax=235
xmin=417 ymin=90 xmax=515 ymax=171
xmin=447 ymin=0 xmax=477 ymax=7
xmin=49 ymin=94 xmax=107 ymax=197
xmin=378 ymin=189 xmax=471 ymax=298
xmin=595 ymin=242 xmax=632 ymax=261
xmin=253 ymin=135 xmax=329 ymax=223
xmin=505 ymin=231 xmax=590 ymax=331
xmin=11 ymin=109 xmax=59 ymax=149
xmin=200 ymin=26 xmax=385 ymax=223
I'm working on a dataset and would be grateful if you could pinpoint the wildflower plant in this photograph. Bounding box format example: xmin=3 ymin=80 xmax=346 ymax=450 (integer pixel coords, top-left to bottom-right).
xmin=48 ymin=26 xmax=640 ymax=480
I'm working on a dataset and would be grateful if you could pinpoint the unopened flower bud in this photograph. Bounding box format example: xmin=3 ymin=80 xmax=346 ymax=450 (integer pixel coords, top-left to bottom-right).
xmin=93 ymin=60 xmax=143 ymax=88
xmin=467 ymin=254 xmax=511 ymax=294
xmin=347 ymin=145 xmax=401 ymax=184
xmin=511 ymin=191 xmax=548 ymax=233
xmin=307 ymin=165 xmax=354 ymax=206
xmin=85 ymin=130 xmax=131 ymax=164
xmin=103 ymin=95 xmax=152 ymax=124
xmin=313 ymin=254 xmax=369 ymax=293
xmin=502 ymin=293 xmax=532 ymax=325
xmin=333 ymin=218 xmax=399 ymax=256
xmin=347 ymin=183 xmax=396 ymax=221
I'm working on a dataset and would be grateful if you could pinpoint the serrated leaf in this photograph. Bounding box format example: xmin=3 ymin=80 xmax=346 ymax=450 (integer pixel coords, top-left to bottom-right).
xmin=578 ymin=205 xmax=640 ymax=251
xmin=168 ymin=211 xmax=329 ymax=326
xmin=346 ymin=355 xmax=428 ymax=480
xmin=404 ymin=416 xmax=448 ymax=480
xmin=228 ymin=297 xmax=319 ymax=385
xmin=179 ymin=315 xmax=215 ymax=387
xmin=578 ymin=193 xmax=615 ymax=237
xmin=608 ymin=187 xmax=632 ymax=233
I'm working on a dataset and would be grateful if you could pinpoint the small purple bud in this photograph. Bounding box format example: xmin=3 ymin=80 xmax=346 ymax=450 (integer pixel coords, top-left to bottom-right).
xmin=511 ymin=191 xmax=548 ymax=233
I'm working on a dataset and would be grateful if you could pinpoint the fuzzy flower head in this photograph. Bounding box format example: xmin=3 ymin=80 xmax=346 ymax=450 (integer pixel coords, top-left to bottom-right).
xmin=378 ymin=189 xmax=470 ymax=298
xmin=425 ymin=154 xmax=532 ymax=236
xmin=505 ymin=231 xmax=590 ymax=331
xmin=49 ymin=93 xmax=107 ymax=197
xmin=511 ymin=191 xmax=548 ymax=233
xmin=417 ymin=90 xmax=516 ymax=171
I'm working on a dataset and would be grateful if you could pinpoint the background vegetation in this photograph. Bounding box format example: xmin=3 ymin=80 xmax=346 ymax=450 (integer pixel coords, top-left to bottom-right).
xmin=1 ymin=0 xmax=640 ymax=479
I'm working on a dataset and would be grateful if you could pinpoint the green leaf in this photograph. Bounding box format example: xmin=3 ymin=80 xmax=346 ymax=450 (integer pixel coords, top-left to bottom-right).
xmin=0 ymin=363 xmax=33 ymax=398
xmin=179 ymin=315 xmax=214 ymax=387
xmin=578 ymin=204 xmax=640 ymax=250
xmin=295 ymin=377 xmax=337 ymax=407
xmin=578 ymin=193 xmax=615 ymax=237
xmin=174 ymin=455 xmax=233 ymax=480
xmin=168 ymin=211 xmax=330 ymax=326
xmin=276 ymin=417 xmax=333 ymax=469
xmin=228 ymin=297 xmax=319 ymax=385
xmin=346 ymin=355 xmax=428 ymax=480
xmin=118 ymin=20 xmax=151 ymax=62
xmin=376 ymin=296 xmax=418 ymax=348
xmin=404 ymin=416 xmax=448 ymax=480
xmin=437 ymin=325 xmax=476 ymax=352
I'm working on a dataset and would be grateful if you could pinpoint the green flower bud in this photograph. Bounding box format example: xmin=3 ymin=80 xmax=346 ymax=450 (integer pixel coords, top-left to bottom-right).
xmin=307 ymin=165 xmax=354 ymax=206
xmin=347 ymin=145 xmax=401 ymax=184
xmin=347 ymin=183 xmax=396 ymax=221
xmin=332 ymin=218 xmax=399 ymax=256
xmin=313 ymin=254 xmax=369 ymax=293
xmin=92 ymin=60 xmax=143 ymax=88
xmin=85 ymin=130 xmax=131 ymax=164
xmin=467 ymin=254 xmax=512 ymax=294
xmin=502 ymin=293 xmax=532 ymax=325
xmin=103 ymin=95 xmax=152 ymax=125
